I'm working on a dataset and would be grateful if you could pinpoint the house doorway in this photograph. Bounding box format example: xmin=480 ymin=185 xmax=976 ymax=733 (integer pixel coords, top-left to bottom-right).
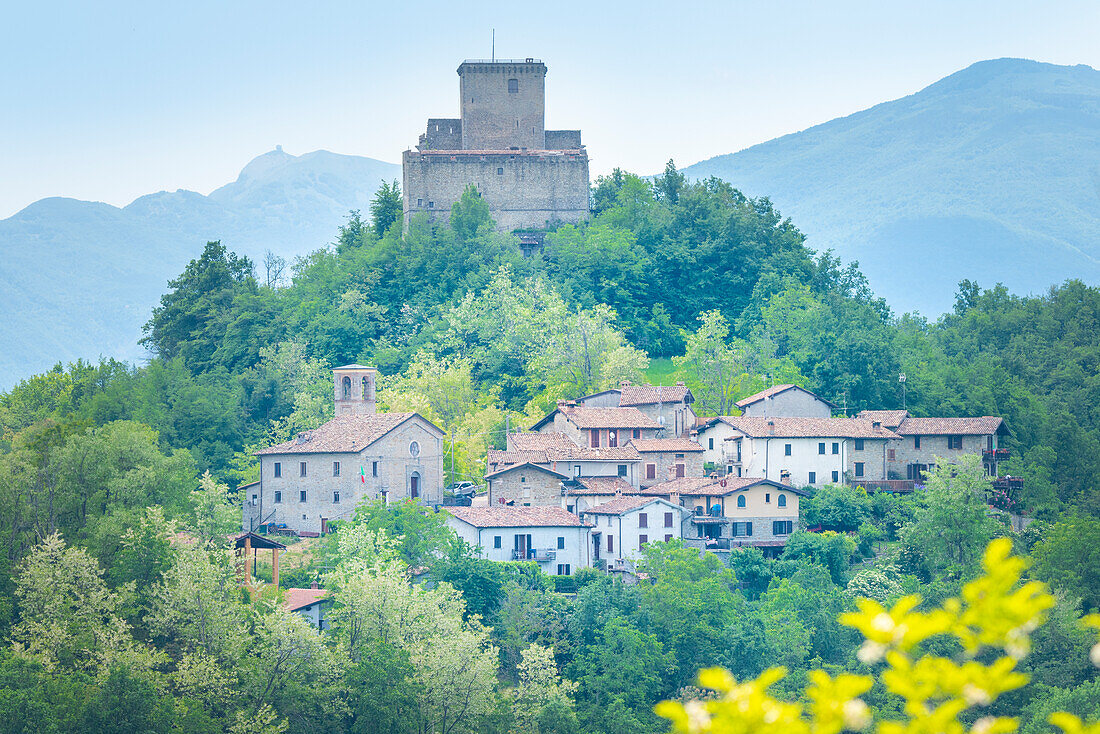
xmin=410 ymin=472 xmax=420 ymax=499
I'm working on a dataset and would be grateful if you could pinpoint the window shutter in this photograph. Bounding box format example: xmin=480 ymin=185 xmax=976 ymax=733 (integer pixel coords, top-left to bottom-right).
xmin=665 ymin=512 xmax=673 ymax=527
xmin=746 ymin=522 xmax=753 ymax=536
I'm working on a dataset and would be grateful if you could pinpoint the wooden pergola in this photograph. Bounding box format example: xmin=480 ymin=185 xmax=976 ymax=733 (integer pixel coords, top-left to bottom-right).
xmin=234 ymin=532 xmax=287 ymax=589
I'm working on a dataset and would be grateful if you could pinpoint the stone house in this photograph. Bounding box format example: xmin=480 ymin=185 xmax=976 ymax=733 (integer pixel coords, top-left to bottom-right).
xmin=695 ymin=416 xmax=899 ymax=488
xmin=640 ymin=476 xmax=806 ymax=555
xmin=618 ymin=382 xmax=697 ymax=437
xmin=735 ymin=384 xmax=837 ymax=419
xmin=858 ymin=411 xmax=1009 ymax=481
xmin=445 ymin=506 xmax=591 ymax=576
xmin=243 ymin=366 xmax=445 ymax=535
xmin=488 ymin=442 xmax=643 ymax=491
xmin=561 ymin=476 xmax=635 ymax=514
xmin=579 ymin=496 xmax=689 ymax=569
xmin=485 ymin=462 xmax=568 ymax=507
xmin=628 ymin=437 xmax=705 ymax=487
xmin=529 ymin=402 xmax=662 ymax=447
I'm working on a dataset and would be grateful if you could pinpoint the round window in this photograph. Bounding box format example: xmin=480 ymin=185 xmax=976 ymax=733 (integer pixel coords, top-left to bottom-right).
xmin=409 ymin=441 xmax=421 ymax=458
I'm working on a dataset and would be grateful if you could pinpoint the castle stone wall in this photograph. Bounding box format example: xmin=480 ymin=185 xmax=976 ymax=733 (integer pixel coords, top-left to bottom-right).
xmin=403 ymin=149 xmax=589 ymax=231
xmin=545 ymin=130 xmax=582 ymax=149
xmin=421 ymin=118 xmax=462 ymax=150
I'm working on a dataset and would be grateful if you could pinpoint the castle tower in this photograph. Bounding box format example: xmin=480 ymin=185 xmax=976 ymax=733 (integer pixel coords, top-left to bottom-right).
xmin=333 ymin=364 xmax=377 ymax=416
xmin=402 ymin=58 xmax=589 ymax=233
xmin=459 ymin=60 xmax=546 ymax=150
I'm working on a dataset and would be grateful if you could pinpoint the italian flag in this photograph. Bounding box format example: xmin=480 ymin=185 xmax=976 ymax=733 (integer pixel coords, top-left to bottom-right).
xmin=360 ymin=466 xmax=366 ymax=483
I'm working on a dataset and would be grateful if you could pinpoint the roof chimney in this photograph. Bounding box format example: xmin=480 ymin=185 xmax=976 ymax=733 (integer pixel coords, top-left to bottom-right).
xmin=310 ymin=580 xmax=319 ymax=590
xmin=676 ymin=381 xmax=685 ymax=387
xmin=620 ymin=380 xmax=631 ymax=387
xmin=872 ymin=421 xmax=882 ymax=430
xmin=767 ymin=419 xmax=775 ymax=435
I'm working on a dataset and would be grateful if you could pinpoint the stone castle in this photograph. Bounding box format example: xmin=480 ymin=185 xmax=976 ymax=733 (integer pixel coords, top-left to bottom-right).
xmin=402 ymin=59 xmax=590 ymax=232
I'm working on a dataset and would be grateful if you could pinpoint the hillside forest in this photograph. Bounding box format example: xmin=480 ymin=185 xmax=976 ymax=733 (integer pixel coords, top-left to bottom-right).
xmin=0 ymin=166 xmax=1098 ymax=733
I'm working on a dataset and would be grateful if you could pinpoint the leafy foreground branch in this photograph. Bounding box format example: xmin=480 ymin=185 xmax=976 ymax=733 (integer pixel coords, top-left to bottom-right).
xmin=657 ymin=538 xmax=1100 ymax=734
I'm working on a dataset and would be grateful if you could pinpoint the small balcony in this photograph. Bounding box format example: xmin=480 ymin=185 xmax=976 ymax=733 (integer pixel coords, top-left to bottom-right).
xmin=512 ymin=548 xmax=557 ymax=562
xmin=983 ymin=448 xmax=1011 ymax=461
xmin=990 ymin=476 xmax=1023 ymax=493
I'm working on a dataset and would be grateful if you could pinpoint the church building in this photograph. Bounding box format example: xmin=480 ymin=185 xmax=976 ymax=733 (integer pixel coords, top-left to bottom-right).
xmin=241 ymin=365 xmax=445 ymax=535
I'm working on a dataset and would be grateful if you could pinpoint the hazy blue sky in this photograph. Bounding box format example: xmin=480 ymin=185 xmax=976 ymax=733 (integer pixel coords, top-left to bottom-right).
xmin=2 ymin=0 xmax=1097 ymax=218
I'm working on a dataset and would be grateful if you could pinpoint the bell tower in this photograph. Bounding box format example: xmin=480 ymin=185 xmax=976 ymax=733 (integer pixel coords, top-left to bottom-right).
xmin=333 ymin=364 xmax=377 ymax=416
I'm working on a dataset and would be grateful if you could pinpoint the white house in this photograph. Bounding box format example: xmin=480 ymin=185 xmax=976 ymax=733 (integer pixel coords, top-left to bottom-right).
xmin=579 ymin=495 xmax=688 ymax=570
xmin=284 ymin=585 xmax=332 ymax=631
xmin=445 ymin=506 xmax=591 ymax=576
xmin=696 ymin=417 xmax=899 ymax=488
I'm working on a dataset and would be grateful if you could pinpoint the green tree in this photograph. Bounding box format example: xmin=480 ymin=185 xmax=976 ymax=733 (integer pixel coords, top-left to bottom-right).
xmin=901 ymin=455 xmax=1000 ymax=577
xmin=190 ymin=472 xmax=240 ymax=545
xmin=370 ymin=180 xmax=403 ymax=237
xmin=804 ymin=483 xmax=871 ymax=532
xmin=1032 ymin=518 xmax=1100 ymax=610
xmin=674 ymin=311 xmax=746 ymax=415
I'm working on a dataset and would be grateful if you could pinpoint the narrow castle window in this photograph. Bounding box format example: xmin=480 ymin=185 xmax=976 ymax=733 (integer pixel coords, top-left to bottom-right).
xmin=508 ymin=78 xmax=518 ymax=93
xmin=497 ymin=167 xmax=503 ymax=175
xmin=417 ymin=198 xmax=423 ymax=207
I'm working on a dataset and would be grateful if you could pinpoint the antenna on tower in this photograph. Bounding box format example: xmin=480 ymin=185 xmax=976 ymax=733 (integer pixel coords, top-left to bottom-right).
xmin=492 ymin=29 xmax=495 ymax=62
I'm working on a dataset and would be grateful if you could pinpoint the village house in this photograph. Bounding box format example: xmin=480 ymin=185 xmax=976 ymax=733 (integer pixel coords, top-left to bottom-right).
xmin=484 ymin=462 xmax=568 ymax=507
xmin=695 ymin=416 xmax=899 ymax=487
xmin=284 ymin=583 xmax=332 ymax=631
xmin=736 ymin=384 xmax=837 ymax=419
xmin=617 ymin=381 xmax=697 ymax=437
xmin=580 ymin=495 xmax=689 ymax=570
xmin=445 ymin=506 xmax=591 ymax=575
xmin=242 ymin=365 xmax=446 ymax=535
xmin=628 ymin=437 xmax=705 ymax=487
xmin=640 ymin=476 xmax=805 ymax=555
xmin=529 ymin=402 xmax=662 ymax=447
xmin=560 ymin=476 xmax=635 ymax=514
xmin=858 ymin=410 xmax=1010 ymax=482
xmin=489 ymin=434 xmax=643 ymax=490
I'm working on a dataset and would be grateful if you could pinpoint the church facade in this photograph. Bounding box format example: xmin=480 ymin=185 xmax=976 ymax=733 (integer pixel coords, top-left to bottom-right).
xmin=241 ymin=365 xmax=445 ymax=535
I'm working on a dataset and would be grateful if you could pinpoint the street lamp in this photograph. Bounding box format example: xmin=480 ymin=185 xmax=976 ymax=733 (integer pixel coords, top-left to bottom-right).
xmin=899 ymin=373 xmax=907 ymax=409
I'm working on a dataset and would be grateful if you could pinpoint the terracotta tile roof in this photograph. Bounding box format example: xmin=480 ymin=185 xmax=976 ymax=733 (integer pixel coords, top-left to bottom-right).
xmin=735 ymin=384 xmax=837 ymax=410
xmin=640 ymin=476 xmax=808 ymax=497
xmin=894 ymin=416 xmax=1006 ymax=436
xmin=857 ymin=410 xmax=910 ymax=429
xmin=255 ymin=413 xmax=441 ymax=455
xmin=719 ymin=417 xmax=900 ymax=439
xmin=545 ymin=445 xmax=642 ymax=462
xmin=580 ymin=495 xmax=673 ymax=515
xmin=559 ymin=406 xmax=661 ymax=430
xmin=487 ymin=449 xmax=549 ymax=468
xmin=484 ymin=461 xmax=567 ymax=480
xmin=507 ymin=432 xmax=576 ymax=451
xmin=284 ymin=587 xmax=329 ymax=612
xmin=618 ymin=383 xmax=692 ymax=406
xmin=570 ymin=476 xmax=635 ymax=495
xmin=628 ymin=438 xmax=704 ymax=452
xmin=445 ymin=506 xmax=590 ymax=528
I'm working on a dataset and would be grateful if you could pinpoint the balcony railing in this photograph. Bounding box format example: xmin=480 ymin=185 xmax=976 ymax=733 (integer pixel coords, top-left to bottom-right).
xmin=512 ymin=548 xmax=557 ymax=562
xmin=990 ymin=476 xmax=1023 ymax=493
xmin=854 ymin=479 xmax=916 ymax=492
xmin=983 ymin=448 xmax=1011 ymax=461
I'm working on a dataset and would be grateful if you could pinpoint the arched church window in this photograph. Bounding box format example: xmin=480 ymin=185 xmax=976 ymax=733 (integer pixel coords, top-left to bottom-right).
xmin=507 ymin=78 xmax=519 ymax=93
xmin=342 ymin=376 xmax=351 ymax=399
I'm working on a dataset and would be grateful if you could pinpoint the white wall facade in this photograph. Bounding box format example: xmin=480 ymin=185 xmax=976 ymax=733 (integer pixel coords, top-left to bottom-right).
xmin=447 ymin=519 xmax=591 ymax=575
xmin=730 ymin=435 xmax=890 ymax=487
xmin=582 ymin=500 xmax=685 ymax=566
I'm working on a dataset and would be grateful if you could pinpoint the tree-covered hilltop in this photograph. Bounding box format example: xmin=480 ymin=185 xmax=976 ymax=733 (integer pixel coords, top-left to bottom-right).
xmin=1 ymin=173 xmax=1100 ymax=731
